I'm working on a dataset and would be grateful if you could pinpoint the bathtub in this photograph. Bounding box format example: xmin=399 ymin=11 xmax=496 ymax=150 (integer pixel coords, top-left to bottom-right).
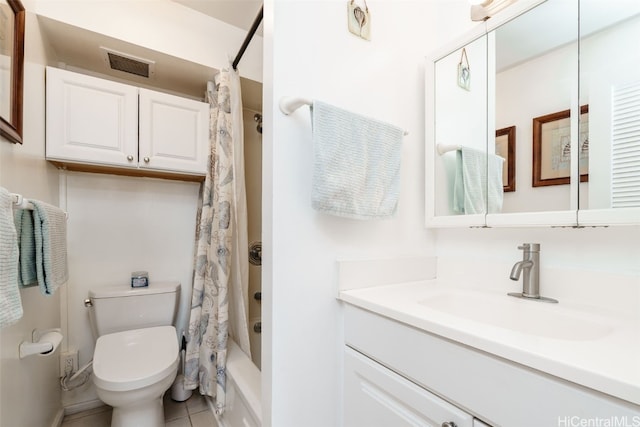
xmin=206 ymin=339 xmax=262 ymax=427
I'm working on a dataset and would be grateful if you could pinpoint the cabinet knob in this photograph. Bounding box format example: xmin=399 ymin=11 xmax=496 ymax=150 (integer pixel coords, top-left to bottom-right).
xmin=127 ymin=155 xmax=134 ymax=161
xmin=143 ymin=157 xmax=150 ymax=163
xmin=441 ymin=423 xmax=457 ymax=427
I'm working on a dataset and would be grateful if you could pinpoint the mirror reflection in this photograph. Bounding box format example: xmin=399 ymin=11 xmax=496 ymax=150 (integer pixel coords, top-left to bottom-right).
xmin=579 ymin=1 xmax=640 ymax=211
xmin=434 ymin=35 xmax=489 ymax=217
xmin=493 ymin=0 xmax=578 ymax=214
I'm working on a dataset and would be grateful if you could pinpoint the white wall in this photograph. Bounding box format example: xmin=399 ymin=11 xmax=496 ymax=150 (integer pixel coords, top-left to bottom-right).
xmin=0 ymin=9 xmax=64 ymax=427
xmin=262 ymin=1 xmax=472 ymax=425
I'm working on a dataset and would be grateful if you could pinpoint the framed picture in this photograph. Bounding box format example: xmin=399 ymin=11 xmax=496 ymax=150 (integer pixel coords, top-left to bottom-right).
xmin=532 ymin=105 xmax=589 ymax=187
xmin=496 ymin=126 xmax=516 ymax=192
xmin=0 ymin=0 xmax=25 ymax=144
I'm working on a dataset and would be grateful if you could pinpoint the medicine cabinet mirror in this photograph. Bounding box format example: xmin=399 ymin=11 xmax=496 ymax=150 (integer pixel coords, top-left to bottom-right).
xmin=431 ymin=32 xmax=488 ymax=227
xmin=426 ymin=0 xmax=640 ymax=228
xmin=577 ymin=1 xmax=640 ymax=226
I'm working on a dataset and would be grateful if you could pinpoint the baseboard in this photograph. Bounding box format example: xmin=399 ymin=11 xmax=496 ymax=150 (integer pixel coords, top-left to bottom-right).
xmin=63 ymin=399 xmax=106 ymax=416
xmin=51 ymin=408 xmax=65 ymax=427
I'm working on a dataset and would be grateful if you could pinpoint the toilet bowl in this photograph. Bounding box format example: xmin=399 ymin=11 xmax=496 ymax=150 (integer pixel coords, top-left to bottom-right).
xmin=87 ymin=282 xmax=181 ymax=427
xmin=93 ymin=326 xmax=179 ymax=427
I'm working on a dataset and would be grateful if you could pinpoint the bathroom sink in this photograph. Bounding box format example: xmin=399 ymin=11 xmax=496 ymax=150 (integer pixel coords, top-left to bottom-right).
xmin=418 ymin=289 xmax=613 ymax=341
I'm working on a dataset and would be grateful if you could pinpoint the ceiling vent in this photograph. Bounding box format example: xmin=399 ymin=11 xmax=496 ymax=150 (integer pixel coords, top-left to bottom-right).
xmin=100 ymin=47 xmax=155 ymax=78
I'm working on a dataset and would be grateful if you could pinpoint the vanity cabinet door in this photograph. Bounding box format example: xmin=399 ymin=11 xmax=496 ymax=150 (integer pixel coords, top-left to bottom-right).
xmin=46 ymin=66 xmax=139 ymax=168
xmin=344 ymin=347 xmax=475 ymax=427
xmin=138 ymin=88 xmax=209 ymax=176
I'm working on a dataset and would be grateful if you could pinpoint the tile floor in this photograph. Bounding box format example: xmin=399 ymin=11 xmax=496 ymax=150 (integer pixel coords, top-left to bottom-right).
xmin=60 ymin=392 xmax=218 ymax=427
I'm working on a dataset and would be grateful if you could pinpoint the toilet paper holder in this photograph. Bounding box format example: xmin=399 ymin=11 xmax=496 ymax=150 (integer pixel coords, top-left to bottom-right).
xmin=19 ymin=328 xmax=63 ymax=359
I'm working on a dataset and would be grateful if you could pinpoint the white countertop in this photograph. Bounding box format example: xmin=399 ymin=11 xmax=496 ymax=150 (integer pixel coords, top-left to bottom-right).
xmin=339 ymin=280 xmax=640 ymax=407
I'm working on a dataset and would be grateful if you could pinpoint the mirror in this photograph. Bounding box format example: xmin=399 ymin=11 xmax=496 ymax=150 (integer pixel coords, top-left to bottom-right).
xmin=427 ymin=0 xmax=640 ymax=227
xmin=578 ymin=1 xmax=640 ymax=224
xmin=492 ymin=0 xmax=578 ymax=216
xmin=428 ymin=0 xmax=589 ymax=227
xmin=0 ymin=0 xmax=25 ymax=145
xmin=432 ymin=34 xmax=488 ymax=223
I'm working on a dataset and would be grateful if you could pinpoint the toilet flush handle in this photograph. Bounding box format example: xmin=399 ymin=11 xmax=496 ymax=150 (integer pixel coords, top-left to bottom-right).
xmin=84 ymin=299 xmax=92 ymax=307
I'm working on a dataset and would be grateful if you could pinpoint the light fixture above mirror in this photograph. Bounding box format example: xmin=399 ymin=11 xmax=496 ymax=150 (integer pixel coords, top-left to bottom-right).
xmin=470 ymin=0 xmax=518 ymax=21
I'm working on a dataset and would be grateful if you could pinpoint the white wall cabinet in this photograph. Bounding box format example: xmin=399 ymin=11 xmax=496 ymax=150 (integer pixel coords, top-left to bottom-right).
xmin=46 ymin=67 xmax=209 ymax=181
xmin=343 ymin=305 xmax=640 ymax=427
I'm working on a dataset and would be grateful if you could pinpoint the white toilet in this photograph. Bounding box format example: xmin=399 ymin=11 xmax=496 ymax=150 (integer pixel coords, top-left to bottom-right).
xmin=87 ymin=281 xmax=181 ymax=427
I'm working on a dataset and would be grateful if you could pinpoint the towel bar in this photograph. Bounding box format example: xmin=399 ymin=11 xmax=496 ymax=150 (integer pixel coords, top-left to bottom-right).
xmin=279 ymin=96 xmax=313 ymax=115
xmin=436 ymin=144 xmax=462 ymax=155
xmin=10 ymin=192 xmax=68 ymax=219
xmin=10 ymin=193 xmax=34 ymax=210
xmin=279 ymin=96 xmax=409 ymax=136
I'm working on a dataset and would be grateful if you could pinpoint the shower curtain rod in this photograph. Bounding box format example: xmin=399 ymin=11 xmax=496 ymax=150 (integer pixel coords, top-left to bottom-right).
xmin=232 ymin=5 xmax=264 ymax=70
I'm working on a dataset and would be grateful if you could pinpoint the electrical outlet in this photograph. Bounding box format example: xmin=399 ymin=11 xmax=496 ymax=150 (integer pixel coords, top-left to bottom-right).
xmin=60 ymin=350 xmax=78 ymax=376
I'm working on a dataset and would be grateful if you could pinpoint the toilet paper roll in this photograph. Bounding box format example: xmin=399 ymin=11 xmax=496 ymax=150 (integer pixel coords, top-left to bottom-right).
xmin=37 ymin=331 xmax=63 ymax=355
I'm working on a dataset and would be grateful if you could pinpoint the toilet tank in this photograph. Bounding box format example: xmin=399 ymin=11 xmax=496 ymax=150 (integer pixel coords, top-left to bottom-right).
xmin=88 ymin=281 xmax=180 ymax=337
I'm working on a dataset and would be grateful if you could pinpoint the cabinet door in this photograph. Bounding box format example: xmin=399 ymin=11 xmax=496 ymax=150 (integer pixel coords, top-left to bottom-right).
xmin=139 ymin=88 xmax=209 ymax=175
xmin=46 ymin=67 xmax=138 ymax=167
xmin=344 ymin=347 xmax=474 ymax=427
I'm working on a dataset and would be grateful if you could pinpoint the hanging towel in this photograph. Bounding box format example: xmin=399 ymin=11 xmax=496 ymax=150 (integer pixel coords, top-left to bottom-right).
xmin=0 ymin=187 xmax=23 ymax=327
xmin=310 ymin=100 xmax=404 ymax=219
xmin=487 ymin=153 xmax=505 ymax=214
xmin=13 ymin=209 xmax=37 ymax=287
xmin=453 ymin=147 xmax=504 ymax=214
xmin=31 ymin=200 xmax=68 ymax=295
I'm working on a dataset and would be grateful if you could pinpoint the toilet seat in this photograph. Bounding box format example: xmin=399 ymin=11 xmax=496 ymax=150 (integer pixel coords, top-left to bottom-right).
xmin=93 ymin=325 xmax=179 ymax=392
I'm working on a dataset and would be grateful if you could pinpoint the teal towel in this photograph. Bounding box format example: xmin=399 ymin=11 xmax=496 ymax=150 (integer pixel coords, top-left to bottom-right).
xmin=487 ymin=153 xmax=505 ymax=214
xmin=31 ymin=200 xmax=68 ymax=295
xmin=310 ymin=100 xmax=404 ymax=219
xmin=453 ymin=147 xmax=504 ymax=214
xmin=13 ymin=209 xmax=37 ymax=287
xmin=0 ymin=187 xmax=23 ymax=327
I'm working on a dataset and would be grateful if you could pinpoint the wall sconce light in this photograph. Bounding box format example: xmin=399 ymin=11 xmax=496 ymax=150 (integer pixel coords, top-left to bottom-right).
xmin=470 ymin=0 xmax=517 ymax=21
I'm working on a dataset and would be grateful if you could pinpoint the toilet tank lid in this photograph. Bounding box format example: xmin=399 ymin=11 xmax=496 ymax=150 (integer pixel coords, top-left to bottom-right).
xmin=89 ymin=281 xmax=180 ymax=299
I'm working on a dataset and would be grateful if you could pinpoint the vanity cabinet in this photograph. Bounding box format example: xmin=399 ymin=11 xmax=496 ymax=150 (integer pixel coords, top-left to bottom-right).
xmin=45 ymin=66 xmax=209 ymax=181
xmin=343 ymin=305 xmax=639 ymax=427
xmin=344 ymin=346 xmax=479 ymax=427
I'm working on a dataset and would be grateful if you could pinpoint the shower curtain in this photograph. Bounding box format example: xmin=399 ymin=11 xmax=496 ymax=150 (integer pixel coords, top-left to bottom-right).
xmin=185 ymin=63 xmax=251 ymax=415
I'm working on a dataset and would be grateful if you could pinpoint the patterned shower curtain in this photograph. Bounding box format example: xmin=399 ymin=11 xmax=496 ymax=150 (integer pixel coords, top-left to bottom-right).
xmin=184 ymin=64 xmax=250 ymax=415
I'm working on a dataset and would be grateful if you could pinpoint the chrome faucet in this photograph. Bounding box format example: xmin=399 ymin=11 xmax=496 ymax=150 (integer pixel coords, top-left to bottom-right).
xmin=508 ymin=243 xmax=558 ymax=303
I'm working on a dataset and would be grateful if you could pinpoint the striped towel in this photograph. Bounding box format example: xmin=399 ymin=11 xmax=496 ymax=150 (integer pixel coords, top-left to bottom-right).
xmin=31 ymin=200 xmax=68 ymax=295
xmin=14 ymin=209 xmax=37 ymax=287
xmin=453 ymin=147 xmax=504 ymax=214
xmin=310 ymin=100 xmax=404 ymax=219
xmin=0 ymin=187 xmax=23 ymax=327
